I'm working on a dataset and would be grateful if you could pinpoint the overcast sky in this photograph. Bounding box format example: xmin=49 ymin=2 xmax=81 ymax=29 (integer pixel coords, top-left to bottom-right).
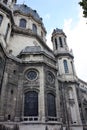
xmin=17 ymin=0 xmax=87 ymax=82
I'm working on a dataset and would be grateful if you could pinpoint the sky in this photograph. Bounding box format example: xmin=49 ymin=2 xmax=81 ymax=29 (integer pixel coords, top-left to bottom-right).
xmin=17 ymin=0 xmax=87 ymax=82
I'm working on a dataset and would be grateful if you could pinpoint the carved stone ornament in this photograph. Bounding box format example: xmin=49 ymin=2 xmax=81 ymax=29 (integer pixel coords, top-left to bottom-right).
xmin=47 ymin=71 xmax=55 ymax=84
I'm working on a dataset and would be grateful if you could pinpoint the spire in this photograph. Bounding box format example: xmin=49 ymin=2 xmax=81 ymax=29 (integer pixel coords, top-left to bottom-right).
xmin=51 ymin=28 xmax=69 ymax=55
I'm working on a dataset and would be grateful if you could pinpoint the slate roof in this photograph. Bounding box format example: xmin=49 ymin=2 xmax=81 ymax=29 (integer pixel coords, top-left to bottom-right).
xmin=52 ymin=28 xmax=66 ymax=37
xmin=13 ymin=4 xmax=42 ymax=23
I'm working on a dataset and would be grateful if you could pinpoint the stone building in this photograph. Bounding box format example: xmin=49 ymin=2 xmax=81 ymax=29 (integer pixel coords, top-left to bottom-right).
xmin=0 ymin=0 xmax=87 ymax=130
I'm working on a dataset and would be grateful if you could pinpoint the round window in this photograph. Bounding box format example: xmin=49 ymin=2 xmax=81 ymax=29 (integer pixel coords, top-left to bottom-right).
xmin=47 ymin=71 xmax=55 ymax=83
xmin=26 ymin=69 xmax=38 ymax=81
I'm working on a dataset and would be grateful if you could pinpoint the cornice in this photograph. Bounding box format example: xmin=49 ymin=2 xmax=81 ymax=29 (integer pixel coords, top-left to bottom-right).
xmin=55 ymin=52 xmax=74 ymax=59
xmin=58 ymin=77 xmax=79 ymax=85
xmin=12 ymin=25 xmax=53 ymax=54
xmin=18 ymin=51 xmax=56 ymax=63
xmin=0 ymin=42 xmax=57 ymax=70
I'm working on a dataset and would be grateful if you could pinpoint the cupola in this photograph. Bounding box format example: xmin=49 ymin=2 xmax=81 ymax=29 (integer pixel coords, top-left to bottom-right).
xmin=51 ymin=28 xmax=69 ymax=54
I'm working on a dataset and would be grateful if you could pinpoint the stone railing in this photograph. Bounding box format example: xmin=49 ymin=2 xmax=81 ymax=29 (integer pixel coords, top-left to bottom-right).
xmin=46 ymin=116 xmax=60 ymax=122
xmin=22 ymin=116 xmax=39 ymax=122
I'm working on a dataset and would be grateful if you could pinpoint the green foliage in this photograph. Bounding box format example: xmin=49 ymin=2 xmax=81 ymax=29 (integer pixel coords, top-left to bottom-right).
xmin=79 ymin=0 xmax=87 ymax=17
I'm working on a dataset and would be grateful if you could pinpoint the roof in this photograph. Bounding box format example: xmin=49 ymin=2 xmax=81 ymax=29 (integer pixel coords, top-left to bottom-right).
xmin=13 ymin=4 xmax=46 ymax=33
xmin=13 ymin=4 xmax=42 ymax=23
xmin=19 ymin=46 xmax=55 ymax=59
xmin=52 ymin=28 xmax=66 ymax=37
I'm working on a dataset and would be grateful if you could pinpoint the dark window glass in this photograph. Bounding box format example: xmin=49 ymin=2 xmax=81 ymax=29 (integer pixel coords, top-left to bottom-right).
xmin=59 ymin=37 xmax=63 ymax=47
xmin=55 ymin=38 xmax=57 ymax=50
xmin=32 ymin=24 xmax=37 ymax=33
xmin=24 ymin=91 xmax=38 ymax=116
xmin=47 ymin=93 xmax=56 ymax=117
xmin=19 ymin=19 xmax=26 ymax=28
xmin=3 ymin=0 xmax=7 ymax=4
xmin=41 ymin=31 xmax=43 ymax=38
xmin=8 ymin=115 xmax=11 ymax=120
xmin=0 ymin=15 xmax=3 ymax=26
xmin=11 ymin=90 xmax=13 ymax=95
xmin=27 ymin=70 xmax=37 ymax=81
xmin=5 ymin=23 xmax=10 ymax=40
xmin=63 ymin=60 xmax=69 ymax=73
xmin=85 ymin=108 xmax=87 ymax=120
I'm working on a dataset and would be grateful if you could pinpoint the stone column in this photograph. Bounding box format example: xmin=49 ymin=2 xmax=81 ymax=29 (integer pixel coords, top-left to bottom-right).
xmin=0 ymin=72 xmax=8 ymax=121
xmin=39 ymin=67 xmax=45 ymax=122
xmin=14 ymin=74 xmax=23 ymax=121
xmin=55 ymin=78 xmax=61 ymax=122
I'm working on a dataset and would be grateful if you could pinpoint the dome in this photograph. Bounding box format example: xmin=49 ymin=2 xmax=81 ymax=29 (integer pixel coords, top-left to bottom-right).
xmin=13 ymin=4 xmax=43 ymax=24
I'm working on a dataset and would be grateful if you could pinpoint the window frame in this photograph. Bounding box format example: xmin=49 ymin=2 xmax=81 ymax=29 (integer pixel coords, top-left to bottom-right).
xmin=55 ymin=38 xmax=58 ymax=50
xmin=19 ymin=18 xmax=27 ymax=28
xmin=24 ymin=91 xmax=38 ymax=117
xmin=59 ymin=37 xmax=63 ymax=47
xmin=47 ymin=93 xmax=56 ymax=117
xmin=63 ymin=60 xmax=69 ymax=73
xmin=32 ymin=23 xmax=37 ymax=34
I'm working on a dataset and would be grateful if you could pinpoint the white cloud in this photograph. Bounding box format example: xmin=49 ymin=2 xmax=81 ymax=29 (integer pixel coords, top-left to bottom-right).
xmin=46 ymin=9 xmax=87 ymax=82
xmin=46 ymin=29 xmax=53 ymax=49
xmin=63 ymin=9 xmax=87 ymax=82
xmin=44 ymin=14 xmax=51 ymax=20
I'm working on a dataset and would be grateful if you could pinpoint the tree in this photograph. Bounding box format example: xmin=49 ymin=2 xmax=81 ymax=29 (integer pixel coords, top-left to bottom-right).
xmin=79 ymin=0 xmax=87 ymax=17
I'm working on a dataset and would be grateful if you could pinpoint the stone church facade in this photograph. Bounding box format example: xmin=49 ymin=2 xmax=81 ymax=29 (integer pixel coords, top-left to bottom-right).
xmin=0 ymin=0 xmax=87 ymax=130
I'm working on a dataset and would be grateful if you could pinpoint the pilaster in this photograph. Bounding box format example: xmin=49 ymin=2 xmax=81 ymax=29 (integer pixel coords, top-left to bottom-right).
xmin=14 ymin=73 xmax=23 ymax=121
xmin=39 ymin=67 xmax=45 ymax=122
xmin=0 ymin=72 xmax=8 ymax=121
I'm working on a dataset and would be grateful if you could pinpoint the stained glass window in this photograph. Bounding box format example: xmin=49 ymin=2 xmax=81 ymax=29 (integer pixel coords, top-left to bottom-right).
xmin=47 ymin=93 xmax=56 ymax=117
xmin=27 ymin=70 xmax=37 ymax=81
xmin=24 ymin=91 xmax=38 ymax=116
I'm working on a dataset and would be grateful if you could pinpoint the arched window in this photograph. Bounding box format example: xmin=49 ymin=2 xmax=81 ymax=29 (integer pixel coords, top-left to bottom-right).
xmin=24 ymin=91 xmax=38 ymax=116
xmin=55 ymin=38 xmax=57 ymax=50
xmin=59 ymin=37 xmax=63 ymax=47
xmin=47 ymin=93 xmax=56 ymax=117
xmin=32 ymin=24 xmax=37 ymax=33
xmin=19 ymin=19 xmax=26 ymax=28
xmin=0 ymin=14 xmax=3 ymax=26
xmin=63 ymin=60 xmax=69 ymax=73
